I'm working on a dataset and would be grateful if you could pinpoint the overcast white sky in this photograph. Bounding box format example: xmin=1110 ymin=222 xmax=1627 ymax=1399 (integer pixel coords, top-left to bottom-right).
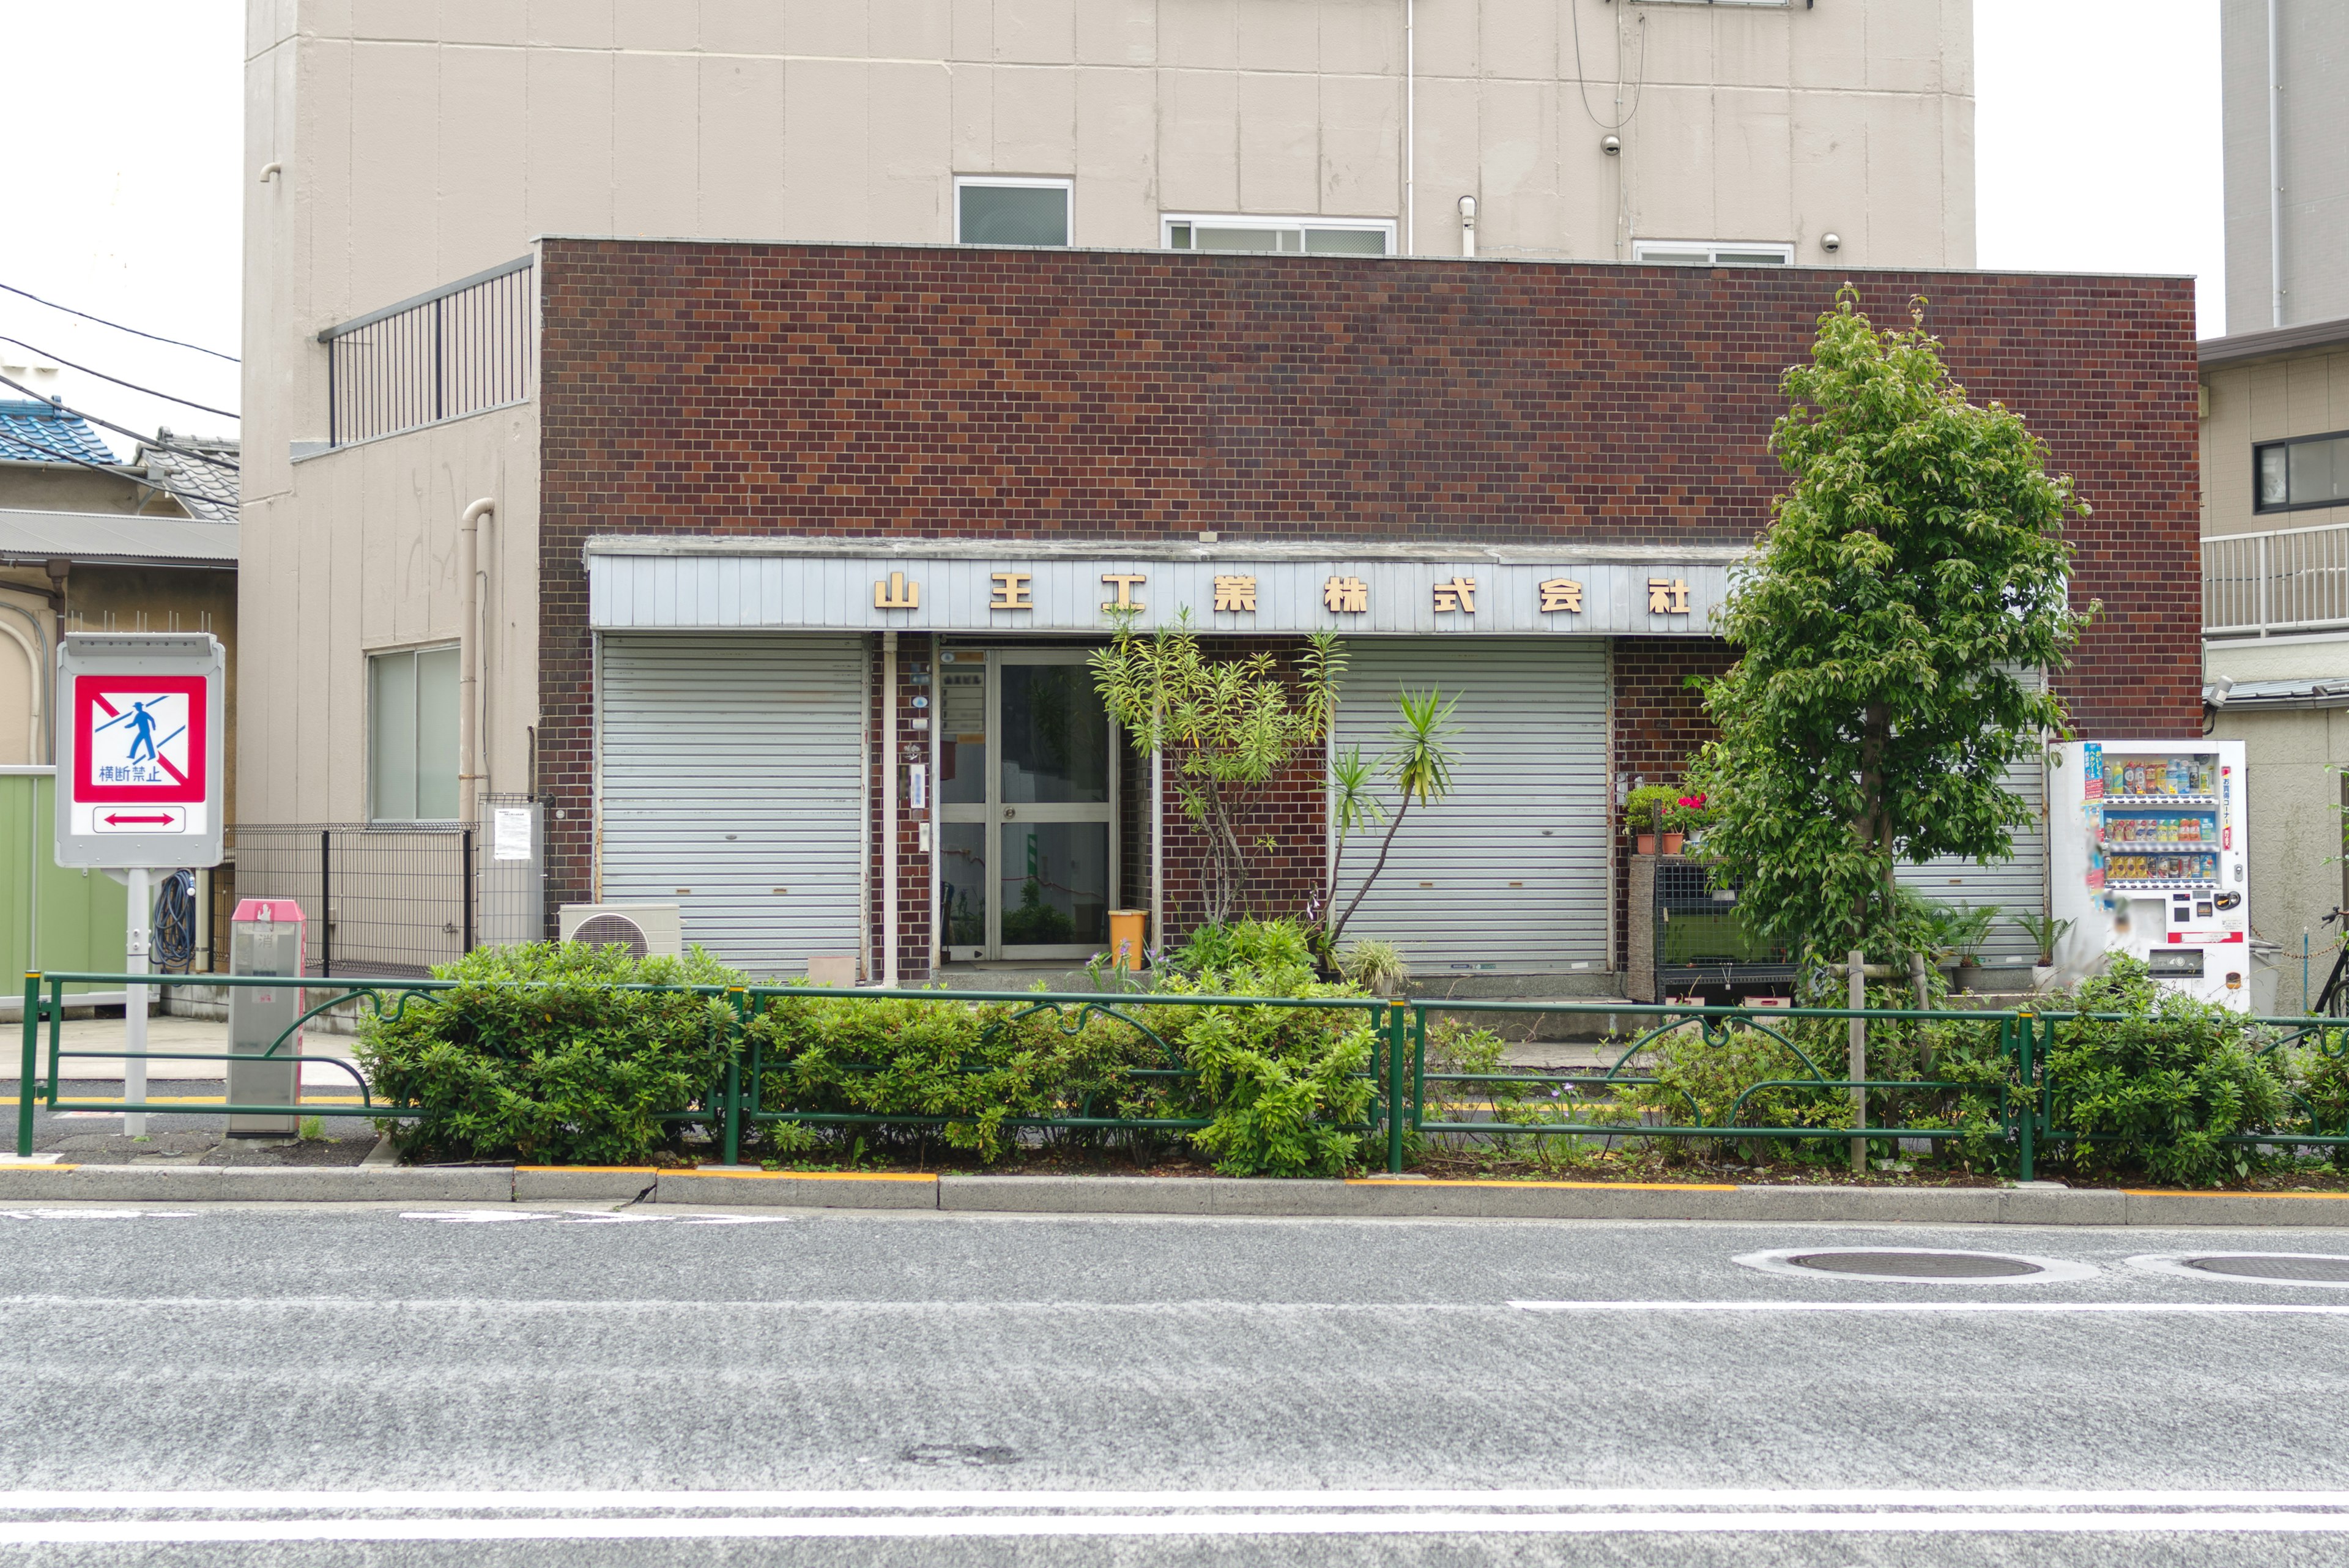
xmin=0 ymin=0 xmax=2227 ymax=460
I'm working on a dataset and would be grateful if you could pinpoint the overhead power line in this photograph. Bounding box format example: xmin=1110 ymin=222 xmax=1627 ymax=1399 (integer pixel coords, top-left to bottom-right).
xmin=0 ymin=281 xmax=238 ymax=363
xmin=0 ymin=426 xmax=230 ymax=512
xmin=0 ymin=335 xmax=238 ymax=422
xmin=0 ymin=370 xmax=239 ymax=472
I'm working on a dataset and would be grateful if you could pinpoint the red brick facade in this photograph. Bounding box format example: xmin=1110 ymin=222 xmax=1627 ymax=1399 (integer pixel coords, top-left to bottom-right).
xmin=535 ymin=240 xmax=2202 ymax=970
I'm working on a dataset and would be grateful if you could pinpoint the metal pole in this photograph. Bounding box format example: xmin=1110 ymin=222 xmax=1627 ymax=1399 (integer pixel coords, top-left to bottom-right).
xmin=16 ymin=972 xmax=35 ymax=1157
xmin=881 ymin=632 xmax=899 ymax=988
xmin=319 ymin=829 xmax=333 ymax=978
xmin=461 ymin=827 xmax=476 ymax=953
xmin=124 ymin=866 xmax=149 ymax=1137
xmin=1386 ymin=1004 xmax=1407 ymax=1175
xmin=1847 ymin=948 xmax=1866 ymax=1174
xmin=1909 ymin=949 xmax=1932 ymax=1075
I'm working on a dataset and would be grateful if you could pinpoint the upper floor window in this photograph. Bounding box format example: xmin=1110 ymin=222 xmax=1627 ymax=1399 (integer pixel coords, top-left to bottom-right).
xmin=1164 ymin=215 xmax=1393 ymax=256
xmin=1633 ymin=240 xmax=1794 ymax=267
xmin=956 ymin=177 xmax=1071 ymax=247
xmin=2257 ymin=431 xmax=2349 ymax=515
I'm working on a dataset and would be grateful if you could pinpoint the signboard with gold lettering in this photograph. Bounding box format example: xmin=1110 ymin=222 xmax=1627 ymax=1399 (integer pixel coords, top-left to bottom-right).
xmin=588 ymin=541 xmax=1736 ymax=637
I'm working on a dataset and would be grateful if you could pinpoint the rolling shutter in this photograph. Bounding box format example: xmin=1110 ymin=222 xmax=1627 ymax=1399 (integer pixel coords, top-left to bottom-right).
xmin=599 ymin=633 xmax=863 ymax=976
xmin=1894 ymin=750 xmax=2050 ymax=963
xmin=1332 ymin=639 xmax=1609 ymax=973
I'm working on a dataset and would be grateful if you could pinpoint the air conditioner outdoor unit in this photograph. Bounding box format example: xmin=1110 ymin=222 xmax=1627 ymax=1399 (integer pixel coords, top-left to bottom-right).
xmin=558 ymin=902 xmax=685 ymax=959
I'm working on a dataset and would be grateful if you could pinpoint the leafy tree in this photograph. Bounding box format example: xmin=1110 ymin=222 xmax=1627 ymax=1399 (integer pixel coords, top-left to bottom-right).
xmin=1685 ymin=286 xmax=2095 ymax=969
xmin=1091 ymin=614 xmax=1341 ymax=926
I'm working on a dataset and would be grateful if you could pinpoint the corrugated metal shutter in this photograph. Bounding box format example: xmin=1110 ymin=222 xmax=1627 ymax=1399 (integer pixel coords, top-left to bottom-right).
xmin=1895 ymin=750 xmax=2049 ymax=963
xmin=600 ymin=634 xmax=863 ymax=976
xmin=1332 ymin=639 xmax=1609 ymax=973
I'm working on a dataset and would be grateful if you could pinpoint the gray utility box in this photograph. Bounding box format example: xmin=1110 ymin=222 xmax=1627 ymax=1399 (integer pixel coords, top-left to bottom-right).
xmin=226 ymin=915 xmax=305 ymax=1136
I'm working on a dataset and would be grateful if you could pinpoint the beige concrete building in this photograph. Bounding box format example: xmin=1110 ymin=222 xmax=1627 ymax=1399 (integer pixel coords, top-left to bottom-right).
xmin=2199 ymin=2 xmax=2349 ymax=1010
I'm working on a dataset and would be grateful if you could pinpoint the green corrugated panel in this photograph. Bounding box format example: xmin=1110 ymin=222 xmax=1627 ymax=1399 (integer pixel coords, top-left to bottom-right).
xmin=2 ymin=771 xmax=128 ymax=997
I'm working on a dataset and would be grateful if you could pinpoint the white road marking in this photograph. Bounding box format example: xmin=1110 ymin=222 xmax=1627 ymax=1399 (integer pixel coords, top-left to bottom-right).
xmin=7 ymin=1510 xmax=2349 ymax=1544
xmin=0 ymin=1210 xmax=195 ymax=1222
xmin=9 ymin=1488 xmax=2349 ymax=1512
xmin=1511 ymin=1299 xmax=2349 ymax=1315
xmin=396 ymin=1211 xmax=794 ymax=1227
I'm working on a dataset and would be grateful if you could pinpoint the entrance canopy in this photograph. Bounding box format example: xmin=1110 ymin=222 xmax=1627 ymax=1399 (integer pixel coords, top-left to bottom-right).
xmin=585 ymin=537 xmax=1742 ymax=637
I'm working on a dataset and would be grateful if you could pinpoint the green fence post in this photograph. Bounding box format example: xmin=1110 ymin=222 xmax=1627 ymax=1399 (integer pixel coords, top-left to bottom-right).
xmin=1386 ymin=1004 xmax=1406 ymax=1175
xmin=2016 ymin=1013 xmax=2036 ymax=1184
xmin=15 ymin=973 xmax=36 ymax=1159
xmin=722 ymin=987 xmax=747 ymax=1167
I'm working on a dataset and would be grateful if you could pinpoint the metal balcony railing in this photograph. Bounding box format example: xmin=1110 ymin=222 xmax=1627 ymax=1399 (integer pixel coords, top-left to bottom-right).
xmin=2204 ymin=518 xmax=2349 ymax=637
xmin=317 ymin=256 xmax=533 ymax=448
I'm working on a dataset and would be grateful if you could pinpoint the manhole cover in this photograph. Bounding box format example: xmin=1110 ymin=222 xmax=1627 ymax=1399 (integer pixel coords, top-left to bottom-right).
xmin=1787 ymin=1250 xmax=2043 ymax=1279
xmin=2183 ymin=1254 xmax=2349 ymax=1283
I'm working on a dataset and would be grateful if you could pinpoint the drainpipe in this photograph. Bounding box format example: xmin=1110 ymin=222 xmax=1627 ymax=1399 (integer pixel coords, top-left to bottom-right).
xmin=2268 ymin=0 xmax=2286 ymax=327
xmin=43 ymin=559 xmax=69 ymax=650
xmin=1405 ymin=0 xmax=1417 ymax=254
xmin=882 ymin=631 xmax=899 ymax=989
xmin=459 ymin=498 xmax=494 ymax=825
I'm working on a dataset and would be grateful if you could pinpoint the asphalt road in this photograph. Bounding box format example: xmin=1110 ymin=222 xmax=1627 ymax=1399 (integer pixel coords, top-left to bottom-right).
xmin=6 ymin=1204 xmax=2349 ymax=1566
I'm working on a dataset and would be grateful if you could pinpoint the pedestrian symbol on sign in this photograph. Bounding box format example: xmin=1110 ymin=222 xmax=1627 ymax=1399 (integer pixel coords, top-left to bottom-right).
xmin=92 ymin=691 xmax=191 ymax=787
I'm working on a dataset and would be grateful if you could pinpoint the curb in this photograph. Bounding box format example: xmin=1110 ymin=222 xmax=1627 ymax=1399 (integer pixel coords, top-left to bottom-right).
xmin=4 ymin=1165 xmax=2349 ymax=1226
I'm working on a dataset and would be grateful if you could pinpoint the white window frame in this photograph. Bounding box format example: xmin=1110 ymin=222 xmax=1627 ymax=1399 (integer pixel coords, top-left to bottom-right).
xmin=366 ymin=641 xmax=461 ymax=823
xmin=1631 ymin=240 xmax=1797 ymax=267
xmin=1161 ymin=213 xmax=1397 ymax=256
xmin=954 ymin=176 xmax=1074 ymax=247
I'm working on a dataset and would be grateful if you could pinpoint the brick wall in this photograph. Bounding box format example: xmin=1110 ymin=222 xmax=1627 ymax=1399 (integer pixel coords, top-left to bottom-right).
xmin=535 ymin=240 xmax=2202 ymax=943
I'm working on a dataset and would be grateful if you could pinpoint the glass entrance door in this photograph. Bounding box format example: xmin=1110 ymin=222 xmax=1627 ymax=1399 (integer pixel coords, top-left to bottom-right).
xmin=937 ymin=649 xmax=1118 ymax=962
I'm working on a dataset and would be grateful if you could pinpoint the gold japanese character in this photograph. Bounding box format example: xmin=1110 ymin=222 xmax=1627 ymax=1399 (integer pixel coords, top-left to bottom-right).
xmin=1213 ymin=574 xmax=1258 ymax=612
xmin=1100 ymin=572 xmax=1148 ymax=611
xmin=990 ymin=571 xmax=1033 ymax=611
xmin=1538 ymin=578 xmax=1583 ymax=614
xmin=1324 ymin=576 xmax=1368 ymax=614
xmin=874 ymin=571 xmax=920 ymax=610
xmin=1647 ymin=577 xmax=1690 ymax=615
xmin=1433 ymin=576 xmax=1477 ymax=614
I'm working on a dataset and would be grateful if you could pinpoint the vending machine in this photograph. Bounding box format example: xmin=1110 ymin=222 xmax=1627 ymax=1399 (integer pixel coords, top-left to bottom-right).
xmin=2049 ymin=740 xmax=2249 ymax=1009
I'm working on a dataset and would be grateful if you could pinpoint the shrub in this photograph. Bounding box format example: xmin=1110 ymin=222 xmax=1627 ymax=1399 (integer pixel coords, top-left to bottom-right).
xmin=2039 ymin=957 xmax=2290 ymax=1186
xmin=358 ymin=941 xmax=744 ymax=1165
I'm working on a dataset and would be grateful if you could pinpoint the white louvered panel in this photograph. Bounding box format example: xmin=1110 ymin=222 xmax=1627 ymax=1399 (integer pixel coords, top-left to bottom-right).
xmin=599 ymin=634 xmax=864 ymax=976
xmin=1332 ymin=640 xmax=1610 ymax=973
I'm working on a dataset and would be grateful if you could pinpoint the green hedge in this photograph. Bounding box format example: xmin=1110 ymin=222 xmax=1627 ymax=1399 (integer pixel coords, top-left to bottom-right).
xmin=358 ymin=929 xmax=1379 ymax=1175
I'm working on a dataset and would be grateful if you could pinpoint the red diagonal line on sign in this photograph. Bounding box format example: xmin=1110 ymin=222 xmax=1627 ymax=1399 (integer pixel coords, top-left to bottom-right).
xmin=91 ymin=693 xmax=119 ymax=718
xmin=156 ymin=754 xmax=188 ymax=786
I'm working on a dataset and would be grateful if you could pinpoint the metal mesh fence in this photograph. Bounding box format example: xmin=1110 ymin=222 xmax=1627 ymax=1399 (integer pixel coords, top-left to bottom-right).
xmin=219 ymin=797 xmax=543 ymax=978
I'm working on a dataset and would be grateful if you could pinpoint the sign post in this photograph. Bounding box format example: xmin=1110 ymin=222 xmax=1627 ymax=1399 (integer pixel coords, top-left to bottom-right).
xmin=54 ymin=634 xmax=226 ymax=1136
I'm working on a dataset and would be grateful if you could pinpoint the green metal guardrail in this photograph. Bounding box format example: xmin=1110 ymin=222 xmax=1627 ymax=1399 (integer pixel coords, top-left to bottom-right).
xmin=17 ymin=970 xmax=2349 ymax=1181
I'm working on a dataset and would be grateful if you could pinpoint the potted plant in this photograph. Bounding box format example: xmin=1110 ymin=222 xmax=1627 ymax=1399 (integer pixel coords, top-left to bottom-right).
xmin=1663 ymin=790 xmax=1712 ymax=855
xmin=1624 ymin=784 xmax=1677 ymax=855
xmin=2016 ymin=912 xmax=2074 ymax=990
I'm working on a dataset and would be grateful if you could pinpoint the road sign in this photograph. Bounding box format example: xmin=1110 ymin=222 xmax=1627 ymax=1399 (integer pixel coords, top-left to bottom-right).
xmin=55 ymin=634 xmax=225 ymax=871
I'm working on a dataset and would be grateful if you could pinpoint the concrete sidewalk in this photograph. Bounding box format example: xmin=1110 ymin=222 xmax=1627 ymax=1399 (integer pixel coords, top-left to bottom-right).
xmin=8 ymin=1014 xmax=363 ymax=1085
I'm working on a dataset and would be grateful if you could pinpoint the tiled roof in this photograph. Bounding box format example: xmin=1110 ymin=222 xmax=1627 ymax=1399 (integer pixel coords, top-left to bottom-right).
xmin=0 ymin=399 xmax=119 ymax=466
xmin=132 ymin=431 xmax=240 ymax=522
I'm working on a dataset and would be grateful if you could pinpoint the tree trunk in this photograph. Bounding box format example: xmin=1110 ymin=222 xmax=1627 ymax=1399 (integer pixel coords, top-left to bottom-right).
xmin=1331 ymin=795 xmax=1412 ymax=946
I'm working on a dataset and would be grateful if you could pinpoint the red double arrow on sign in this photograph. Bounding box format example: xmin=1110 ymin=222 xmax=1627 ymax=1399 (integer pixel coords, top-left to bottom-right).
xmin=103 ymin=813 xmax=177 ymax=827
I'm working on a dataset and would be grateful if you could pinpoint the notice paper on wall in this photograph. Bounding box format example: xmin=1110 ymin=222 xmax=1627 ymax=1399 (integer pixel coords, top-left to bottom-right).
xmin=492 ymin=805 xmax=535 ymax=862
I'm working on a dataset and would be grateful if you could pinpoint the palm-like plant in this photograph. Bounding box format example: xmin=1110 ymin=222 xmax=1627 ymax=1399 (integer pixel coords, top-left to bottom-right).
xmin=1327 ymin=688 xmax=1460 ymax=947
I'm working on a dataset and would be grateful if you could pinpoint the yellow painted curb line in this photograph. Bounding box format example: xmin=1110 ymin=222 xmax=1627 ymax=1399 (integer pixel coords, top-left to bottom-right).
xmin=2121 ymin=1187 xmax=2349 ymax=1200
xmin=0 ymin=1164 xmax=78 ymax=1172
xmin=1345 ymin=1178 xmax=1740 ymax=1192
xmin=670 ymin=1169 xmax=937 ymax=1183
